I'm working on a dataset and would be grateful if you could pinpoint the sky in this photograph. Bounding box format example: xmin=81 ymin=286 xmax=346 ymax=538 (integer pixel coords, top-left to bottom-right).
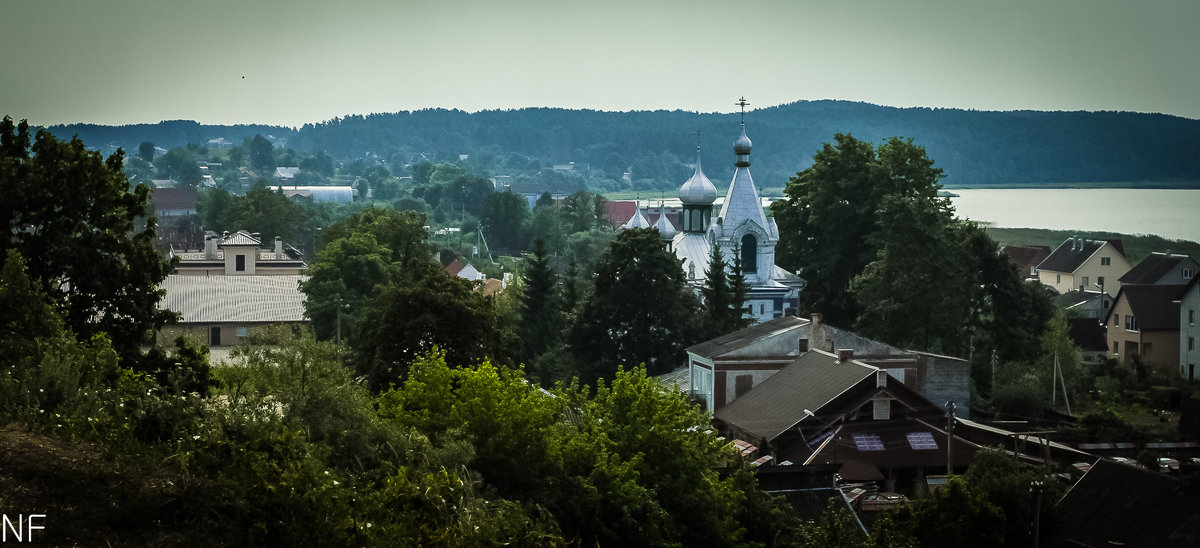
xmin=3 ymin=0 xmax=1198 ymax=127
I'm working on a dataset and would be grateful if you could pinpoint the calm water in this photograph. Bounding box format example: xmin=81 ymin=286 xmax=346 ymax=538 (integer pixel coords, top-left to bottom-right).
xmin=947 ymin=189 xmax=1200 ymax=243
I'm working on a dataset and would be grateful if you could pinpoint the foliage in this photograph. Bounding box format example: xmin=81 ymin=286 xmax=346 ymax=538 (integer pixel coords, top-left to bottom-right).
xmin=247 ymin=134 xmax=275 ymax=171
xmin=869 ymin=476 xmax=1006 ymax=548
xmin=0 ymin=116 xmax=176 ymax=364
xmin=231 ymin=180 xmax=307 ymax=244
xmin=699 ymin=244 xmax=751 ymax=340
xmin=518 ymin=239 xmax=564 ymax=380
xmin=480 ymin=190 xmax=529 ymax=251
xmin=567 ymin=228 xmax=698 ymax=382
xmin=158 ymin=146 xmax=202 ymax=186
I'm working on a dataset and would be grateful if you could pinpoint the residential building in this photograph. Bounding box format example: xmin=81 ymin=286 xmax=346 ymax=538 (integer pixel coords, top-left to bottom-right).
xmin=1037 ymin=237 xmax=1130 ymax=296
xmin=268 ymin=185 xmax=354 ymax=203
xmin=170 ymin=230 xmax=306 ymax=276
xmin=1103 ymin=285 xmax=1184 ymax=366
xmin=1177 ymin=275 xmax=1200 ymax=380
xmin=1119 ymin=252 xmax=1198 ymax=287
xmin=686 ymin=315 xmax=970 ymax=417
xmin=157 ymin=274 xmax=307 ymax=347
xmin=1002 ymin=245 xmax=1051 ymax=282
xmin=1054 ymin=289 xmax=1114 ymax=320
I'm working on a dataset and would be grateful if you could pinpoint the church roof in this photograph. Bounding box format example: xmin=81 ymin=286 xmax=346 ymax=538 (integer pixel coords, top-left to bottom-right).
xmin=621 ymin=207 xmax=652 ymax=230
xmin=717 ymin=125 xmax=772 ymax=238
xmin=653 ymin=209 xmax=677 ymax=240
xmin=678 ymin=148 xmax=718 ymax=205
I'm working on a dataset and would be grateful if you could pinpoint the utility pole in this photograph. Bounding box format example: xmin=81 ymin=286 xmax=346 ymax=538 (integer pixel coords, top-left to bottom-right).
xmin=946 ymin=400 xmax=956 ymax=476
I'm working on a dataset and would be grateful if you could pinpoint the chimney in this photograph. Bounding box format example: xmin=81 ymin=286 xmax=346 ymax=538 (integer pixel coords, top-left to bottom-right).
xmin=837 ymin=349 xmax=854 ymax=363
xmin=275 ymin=236 xmax=283 ymax=255
xmin=204 ymin=233 xmax=216 ymax=259
xmin=810 ymin=313 xmax=832 ymax=352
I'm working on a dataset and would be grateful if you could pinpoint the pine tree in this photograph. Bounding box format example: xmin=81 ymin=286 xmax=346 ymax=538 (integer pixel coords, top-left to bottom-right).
xmin=699 ymin=245 xmax=749 ymax=339
xmin=518 ymin=239 xmax=562 ymax=365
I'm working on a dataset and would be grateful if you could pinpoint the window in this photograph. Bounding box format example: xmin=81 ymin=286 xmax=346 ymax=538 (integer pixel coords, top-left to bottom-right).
xmin=1082 ymin=276 xmax=1090 ymax=288
xmin=235 ymin=254 xmax=246 ymax=271
xmin=741 ymin=234 xmax=757 ymax=273
xmin=759 ymin=303 xmax=765 ymax=315
xmin=1029 ymin=266 xmax=1037 ymax=276
xmin=1191 ymin=309 xmax=1196 ymax=325
xmin=1097 ymin=276 xmax=1105 ymax=289
xmin=1189 ymin=337 xmax=1195 ymax=351
xmin=1101 ymin=256 xmax=1111 ymax=266
xmin=1056 ymin=273 xmax=1062 ymax=284
xmin=1125 ymin=315 xmax=1137 ymax=331
xmin=1185 ymin=267 xmax=1195 ymax=279
xmin=873 ymin=398 xmax=891 ymax=420
xmin=1113 ymin=341 xmax=1119 ymax=354
xmin=852 ymin=434 xmax=885 ymax=451
xmin=1113 ymin=314 xmax=1119 ymax=327
xmin=907 ymin=432 xmax=938 ymax=450
xmin=237 ymin=327 xmax=248 ymax=338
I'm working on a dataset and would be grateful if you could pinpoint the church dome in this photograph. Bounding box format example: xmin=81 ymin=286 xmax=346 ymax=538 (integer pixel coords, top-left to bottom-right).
xmin=678 ymin=151 xmax=718 ymax=205
xmin=733 ymin=126 xmax=752 ymax=155
xmin=653 ymin=208 xmax=677 ymax=240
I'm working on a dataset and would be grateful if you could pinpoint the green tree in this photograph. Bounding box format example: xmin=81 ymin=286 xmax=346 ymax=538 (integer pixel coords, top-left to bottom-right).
xmin=528 ymin=199 xmax=566 ymax=253
xmin=197 ymin=186 xmax=235 ymax=232
xmin=517 ymin=239 xmax=563 ymax=378
xmin=355 ymin=268 xmax=508 ymax=390
xmin=772 ymin=134 xmax=944 ymax=327
xmin=0 ymin=116 xmax=176 ymax=363
xmin=138 ymin=140 xmax=155 ymax=162
xmin=231 ymin=181 xmax=305 ymax=244
xmin=158 ymin=146 xmax=202 ymax=187
xmin=247 ymin=134 xmax=275 ymax=172
xmin=567 ymin=228 xmax=698 ymax=381
xmin=699 ymin=245 xmax=751 ymax=340
xmin=481 ymin=191 xmax=529 ymax=252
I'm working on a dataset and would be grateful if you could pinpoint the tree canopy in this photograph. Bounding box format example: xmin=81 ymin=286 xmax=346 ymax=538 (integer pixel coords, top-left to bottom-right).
xmin=0 ymin=116 xmax=175 ymax=363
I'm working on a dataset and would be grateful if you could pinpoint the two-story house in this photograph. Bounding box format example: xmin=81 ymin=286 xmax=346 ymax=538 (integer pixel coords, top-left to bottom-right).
xmin=1103 ymin=285 xmax=1183 ymax=366
xmin=1119 ymin=252 xmax=1198 ymax=287
xmin=1037 ymin=237 xmax=1130 ymax=296
xmin=1177 ymin=276 xmax=1200 ymax=380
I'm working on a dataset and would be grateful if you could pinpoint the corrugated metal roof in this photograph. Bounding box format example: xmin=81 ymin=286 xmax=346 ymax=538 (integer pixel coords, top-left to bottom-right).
xmin=220 ymin=231 xmax=261 ymax=247
xmin=715 ymin=349 xmax=878 ymax=440
xmin=159 ymin=275 xmax=308 ymax=323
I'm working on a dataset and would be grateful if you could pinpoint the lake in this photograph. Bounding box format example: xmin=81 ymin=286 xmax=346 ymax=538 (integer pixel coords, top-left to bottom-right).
xmin=946 ymin=188 xmax=1200 ymax=243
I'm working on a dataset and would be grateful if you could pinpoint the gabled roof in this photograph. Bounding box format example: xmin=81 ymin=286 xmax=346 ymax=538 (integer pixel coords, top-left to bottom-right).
xmin=715 ymin=349 xmax=879 ymax=440
xmin=159 ymin=275 xmax=307 ymax=323
xmin=1119 ymin=253 xmax=1197 ymax=285
xmin=686 ymin=316 xmax=808 ymax=358
xmin=1052 ymin=459 xmax=1200 ymax=548
xmin=220 ymin=230 xmax=262 ymax=247
xmin=1106 ymin=284 xmax=1185 ymax=330
xmin=1038 ymin=238 xmax=1117 ymax=274
xmin=151 ymin=187 xmax=197 ymax=210
xmin=1002 ymin=245 xmax=1051 ymax=275
xmin=604 ymin=201 xmax=638 ymax=225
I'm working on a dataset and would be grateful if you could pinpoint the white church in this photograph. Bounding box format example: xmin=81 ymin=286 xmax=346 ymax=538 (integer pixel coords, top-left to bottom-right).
xmin=622 ymin=104 xmax=805 ymax=323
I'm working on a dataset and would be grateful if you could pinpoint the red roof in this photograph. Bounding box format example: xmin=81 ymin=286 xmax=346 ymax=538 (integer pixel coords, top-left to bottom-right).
xmin=604 ymin=201 xmax=638 ymax=225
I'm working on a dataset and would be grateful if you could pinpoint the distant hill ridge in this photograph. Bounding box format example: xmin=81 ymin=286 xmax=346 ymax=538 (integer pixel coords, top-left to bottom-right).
xmin=43 ymin=100 xmax=1200 ymax=186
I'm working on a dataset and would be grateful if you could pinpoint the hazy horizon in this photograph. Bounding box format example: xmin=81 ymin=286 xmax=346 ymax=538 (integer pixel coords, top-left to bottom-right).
xmin=4 ymin=1 xmax=1198 ymax=127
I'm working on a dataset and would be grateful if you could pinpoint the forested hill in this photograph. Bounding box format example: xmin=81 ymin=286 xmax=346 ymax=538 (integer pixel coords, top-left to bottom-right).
xmin=47 ymin=101 xmax=1200 ymax=187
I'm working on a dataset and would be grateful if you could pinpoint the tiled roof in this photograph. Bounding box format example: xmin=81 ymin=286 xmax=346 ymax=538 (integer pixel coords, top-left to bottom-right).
xmin=604 ymin=201 xmax=638 ymax=225
xmin=151 ymin=187 xmax=197 ymax=210
xmin=1002 ymin=245 xmax=1050 ymax=272
xmin=159 ymin=275 xmax=307 ymax=323
xmin=1038 ymin=238 xmax=1110 ymax=273
xmin=687 ymin=316 xmax=808 ymax=357
xmin=1110 ymin=284 xmax=1185 ymax=330
xmin=715 ymin=349 xmax=878 ymax=440
xmin=1119 ymin=253 xmax=1195 ymax=284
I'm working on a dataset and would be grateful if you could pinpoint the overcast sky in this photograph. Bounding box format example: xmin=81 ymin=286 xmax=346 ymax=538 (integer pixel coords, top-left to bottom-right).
xmin=3 ymin=0 xmax=1197 ymax=127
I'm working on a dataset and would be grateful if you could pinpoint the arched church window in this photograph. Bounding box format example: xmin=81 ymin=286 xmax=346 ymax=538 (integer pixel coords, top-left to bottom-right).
xmin=691 ymin=210 xmax=701 ymax=231
xmin=741 ymin=234 xmax=757 ymax=273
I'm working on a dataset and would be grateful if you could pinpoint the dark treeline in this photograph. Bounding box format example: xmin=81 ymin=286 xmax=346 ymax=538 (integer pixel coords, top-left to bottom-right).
xmin=47 ymin=101 xmax=1200 ymax=187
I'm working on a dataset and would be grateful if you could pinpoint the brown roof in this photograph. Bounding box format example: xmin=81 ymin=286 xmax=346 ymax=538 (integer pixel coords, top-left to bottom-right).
xmin=1002 ymin=245 xmax=1051 ymax=272
xmin=1107 ymin=285 xmax=1185 ymax=330
xmin=686 ymin=316 xmax=808 ymax=358
xmin=603 ymin=201 xmax=638 ymax=225
xmin=715 ymin=349 xmax=878 ymax=440
xmin=1119 ymin=253 xmax=1196 ymax=284
xmin=1052 ymin=459 xmax=1200 ymax=548
xmin=151 ymin=187 xmax=197 ymax=210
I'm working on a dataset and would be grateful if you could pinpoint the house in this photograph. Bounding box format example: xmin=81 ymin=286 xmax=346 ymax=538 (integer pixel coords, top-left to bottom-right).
xmin=1066 ymin=317 xmax=1110 ymax=363
xmin=1119 ymin=252 xmax=1198 ymax=287
xmin=444 ymin=259 xmax=484 ymax=282
xmin=273 ymin=166 xmax=301 ymax=182
xmin=150 ymin=187 xmax=202 ymax=250
xmin=157 ymin=274 xmax=307 ymax=347
xmin=170 ymin=231 xmax=306 ymax=276
xmin=686 ymin=314 xmax=970 ymax=418
xmin=1037 ymin=237 xmax=1130 ymax=296
xmin=1103 ymin=284 xmax=1184 ymax=366
xmin=1176 ymin=275 xmax=1200 ymax=380
xmin=603 ymin=200 xmax=638 ymax=226
xmin=1002 ymin=245 xmax=1051 ymax=282
xmin=1053 ymin=289 xmax=1114 ymax=320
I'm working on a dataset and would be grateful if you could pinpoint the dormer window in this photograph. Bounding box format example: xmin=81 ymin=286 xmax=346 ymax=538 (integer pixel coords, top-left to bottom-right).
xmin=1184 ymin=267 xmax=1194 ymax=280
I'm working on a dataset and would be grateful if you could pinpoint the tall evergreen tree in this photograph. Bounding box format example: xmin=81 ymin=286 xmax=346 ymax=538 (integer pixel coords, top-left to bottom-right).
xmin=699 ymin=245 xmax=750 ymax=340
xmin=518 ymin=239 xmax=562 ymax=370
